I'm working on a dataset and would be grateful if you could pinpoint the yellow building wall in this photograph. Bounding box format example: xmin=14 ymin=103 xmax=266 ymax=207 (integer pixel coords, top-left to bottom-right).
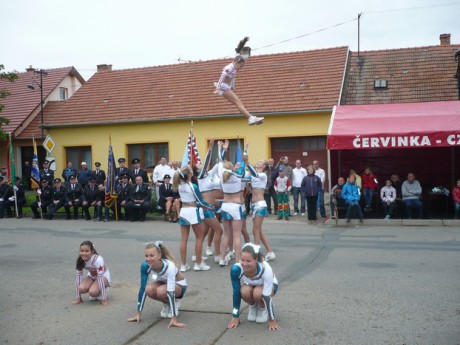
xmin=48 ymin=112 xmax=331 ymax=173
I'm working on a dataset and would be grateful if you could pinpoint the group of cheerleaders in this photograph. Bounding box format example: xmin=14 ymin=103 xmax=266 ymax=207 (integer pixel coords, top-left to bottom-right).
xmin=73 ymin=140 xmax=281 ymax=331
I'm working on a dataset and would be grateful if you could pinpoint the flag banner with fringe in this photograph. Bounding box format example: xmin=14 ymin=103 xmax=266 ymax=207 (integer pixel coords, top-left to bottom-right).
xmin=31 ymin=138 xmax=40 ymax=189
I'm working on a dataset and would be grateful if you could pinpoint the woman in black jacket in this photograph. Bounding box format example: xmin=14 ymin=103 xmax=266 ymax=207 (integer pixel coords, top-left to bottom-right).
xmin=301 ymin=165 xmax=322 ymax=224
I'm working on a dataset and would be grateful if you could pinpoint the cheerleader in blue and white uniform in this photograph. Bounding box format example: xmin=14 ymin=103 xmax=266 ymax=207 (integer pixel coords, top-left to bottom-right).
xmin=218 ymin=141 xmax=256 ymax=264
xmin=173 ymin=165 xmax=213 ymax=272
xmin=73 ymin=240 xmax=111 ymax=306
xmin=127 ymin=241 xmax=187 ymax=328
xmin=228 ymin=243 xmax=281 ymax=331
xmin=248 ymin=159 xmax=276 ymax=261
xmin=193 ymin=140 xmax=224 ymax=263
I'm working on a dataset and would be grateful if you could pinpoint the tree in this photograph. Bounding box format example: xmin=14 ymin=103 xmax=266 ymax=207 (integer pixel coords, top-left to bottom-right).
xmin=0 ymin=64 xmax=19 ymax=141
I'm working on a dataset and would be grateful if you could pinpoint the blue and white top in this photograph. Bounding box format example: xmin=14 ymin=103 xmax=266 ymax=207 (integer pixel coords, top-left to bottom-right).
xmin=137 ymin=259 xmax=187 ymax=316
xmin=197 ymin=150 xmax=222 ymax=193
xmin=230 ymin=261 xmax=278 ymax=320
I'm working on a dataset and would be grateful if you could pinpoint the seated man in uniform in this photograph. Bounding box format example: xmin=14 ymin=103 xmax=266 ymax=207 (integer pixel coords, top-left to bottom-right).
xmin=64 ymin=175 xmax=83 ymax=220
xmin=125 ymin=176 xmax=151 ymax=222
xmin=46 ymin=178 xmax=67 ymax=220
xmin=31 ymin=179 xmax=53 ymax=219
xmin=82 ymin=177 xmax=99 ymax=221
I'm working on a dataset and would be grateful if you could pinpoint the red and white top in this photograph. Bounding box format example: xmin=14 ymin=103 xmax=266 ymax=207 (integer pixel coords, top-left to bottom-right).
xmin=216 ymin=63 xmax=236 ymax=91
xmin=75 ymin=254 xmax=110 ymax=300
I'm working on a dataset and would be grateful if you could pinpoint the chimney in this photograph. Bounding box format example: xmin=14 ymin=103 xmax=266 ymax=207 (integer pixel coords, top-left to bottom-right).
xmin=97 ymin=64 xmax=112 ymax=72
xmin=26 ymin=65 xmax=35 ymax=72
xmin=440 ymin=34 xmax=451 ymax=46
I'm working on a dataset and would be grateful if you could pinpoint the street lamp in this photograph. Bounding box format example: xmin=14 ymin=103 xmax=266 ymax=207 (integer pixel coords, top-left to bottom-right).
xmin=27 ymin=68 xmax=48 ymax=139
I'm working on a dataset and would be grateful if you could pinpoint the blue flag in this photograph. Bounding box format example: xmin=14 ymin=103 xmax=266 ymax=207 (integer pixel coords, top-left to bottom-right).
xmin=105 ymin=144 xmax=119 ymax=207
xmin=235 ymin=139 xmax=242 ymax=164
xmin=31 ymin=138 xmax=40 ymax=189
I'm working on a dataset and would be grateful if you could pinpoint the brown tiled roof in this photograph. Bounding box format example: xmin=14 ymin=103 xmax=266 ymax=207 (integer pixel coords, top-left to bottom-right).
xmin=15 ymin=101 xmax=65 ymax=139
xmin=0 ymin=67 xmax=85 ymax=136
xmin=342 ymin=45 xmax=460 ymax=105
xmin=41 ymin=47 xmax=349 ymax=126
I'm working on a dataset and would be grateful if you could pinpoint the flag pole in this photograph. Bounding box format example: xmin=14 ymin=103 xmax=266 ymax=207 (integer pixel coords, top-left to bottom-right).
xmin=10 ymin=133 xmax=19 ymax=218
xmin=189 ymin=121 xmax=193 ymax=168
xmin=33 ymin=137 xmax=44 ymax=219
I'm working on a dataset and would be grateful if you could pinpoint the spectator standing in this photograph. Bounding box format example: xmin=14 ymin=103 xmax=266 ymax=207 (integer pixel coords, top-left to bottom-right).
xmin=362 ymin=167 xmax=379 ymax=212
xmin=274 ymin=168 xmax=291 ymax=220
xmin=313 ymin=160 xmax=326 ymax=218
xmin=291 ymin=160 xmax=307 ymax=216
xmin=301 ymin=165 xmax=322 ymax=224
xmin=380 ymin=179 xmax=397 ymax=220
xmin=453 ymin=178 xmax=460 ymax=219
xmin=62 ymin=162 xmax=77 ymax=184
xmin=264 ymin=158 xmax=278 ymax=214
xmin=401 ymin=173 xmax=423 ymax=219
xmin=92 ymin=162 xmax=106 ymax=185
xmin=77 ymin=162 xmax=92 ymax=191
xmin=349 ymin=169 xmax=362 ymax=189
xmin=152 ymin=156 xmax=172 ymax=199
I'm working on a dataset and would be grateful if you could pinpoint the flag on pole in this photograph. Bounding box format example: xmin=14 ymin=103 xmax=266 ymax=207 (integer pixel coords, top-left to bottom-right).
xmin=7 ymin=133 xmax=15 ymax=186
xmin=31 ymin=137 xmax=40 ymax=189
xmin=104 ymin=142 xmax=119 ymax=208
xmin=181 ymin=127 xmax=201 ymax=167
xmin=235 ymin=138 xmax=243 ymax=164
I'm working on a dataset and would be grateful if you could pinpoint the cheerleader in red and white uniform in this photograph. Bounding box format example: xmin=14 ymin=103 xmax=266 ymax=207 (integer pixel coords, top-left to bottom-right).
xmin=72 ymin=240 xmax=111 ymax=306
xmin=215 ymin=37 xmax=264 ymax=126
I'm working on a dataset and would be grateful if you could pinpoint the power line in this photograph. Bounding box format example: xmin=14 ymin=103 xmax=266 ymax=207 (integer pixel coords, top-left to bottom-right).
xmin=363 ymin=1 xmax=460 ymax=14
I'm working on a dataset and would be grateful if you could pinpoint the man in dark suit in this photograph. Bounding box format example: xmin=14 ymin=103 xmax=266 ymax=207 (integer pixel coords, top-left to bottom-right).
xmin=31 ymin=179 xmax=53 ymax=219
xmin=46 ymin=178 xmax=67 ymax=220
xmin=92 ymin=162 xmax=106 ymax=185
xmin=1 ymin=177 xmax=26 ymax=218
xmin=116 ymin=173 xmax=132 ymax=220
xmin=82 ymin=177 xmax=99 ymax=220
xmin=0 ymin=176 xmax=9 ymax=218
xmin=64 ymin=175 xmax=83 ymax=220
xmin=116 ymin=158 xmax=130 ymax=180
xmin=125 ymin=175 xmax=151 ymax=222
xmin=39 ymin=160 xmax=54 ymax=185
xmin=130 ymin=158 xmax=149 ymax=183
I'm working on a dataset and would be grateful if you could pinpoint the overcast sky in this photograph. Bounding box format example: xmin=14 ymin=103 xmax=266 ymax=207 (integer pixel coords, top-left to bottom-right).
xmin=2 ymin=0 xmax=459 ymax=80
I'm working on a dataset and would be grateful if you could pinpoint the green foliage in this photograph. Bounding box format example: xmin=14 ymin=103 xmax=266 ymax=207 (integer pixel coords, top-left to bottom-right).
xmin=0 ymin=64 xmax=18 ymax=140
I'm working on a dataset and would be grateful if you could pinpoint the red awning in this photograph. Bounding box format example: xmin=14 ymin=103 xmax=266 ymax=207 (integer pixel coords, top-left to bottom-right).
xmin=327 ymin=101 xmax=460 ymax=150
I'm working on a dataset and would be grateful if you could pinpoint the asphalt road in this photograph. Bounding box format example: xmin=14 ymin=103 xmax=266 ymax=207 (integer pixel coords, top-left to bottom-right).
xmin=1 ymin=217 xmax=459 ymax=345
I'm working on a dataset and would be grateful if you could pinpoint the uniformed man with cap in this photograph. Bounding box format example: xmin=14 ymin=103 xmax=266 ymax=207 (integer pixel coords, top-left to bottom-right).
xmin=64 ymin=175 xmax=83 ymax=220
xmin=39 ymin=160 xmax=54 ymax=185
xmin=92 ymin=162 xmax=106 ymax=185
xmin=125 ymin=175 xmax=151 ymax=222
xmin=1 ymin=177 xmax=26 ymax=218
xmin=116 ymin=158 xmax=130 ymax=180
xmin=115 ymin=173 xmax=132 ymax=220
xmin=31 ymin=179 xmax=53 ymax=219
xmin=130 ymin=158 xmax=148 ymax=183
xmin=0 ymin=176 xmax=9 ymax=218
xmin=82 ymin=177 xmax=100 ymax=221
xmin=45 ymin=178 xmax=67 ymax=220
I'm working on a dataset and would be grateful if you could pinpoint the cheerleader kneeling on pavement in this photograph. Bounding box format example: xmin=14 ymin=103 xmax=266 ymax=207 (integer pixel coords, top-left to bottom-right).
xmin=72 ymin=240 xmax=111 ymax=306
xmin=127 ymin=241 xmax=187 ymax=328
xmin=228 ymin=243 xmax=280 ymax=331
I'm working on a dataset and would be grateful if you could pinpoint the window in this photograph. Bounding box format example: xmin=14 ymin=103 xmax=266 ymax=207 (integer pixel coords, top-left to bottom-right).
xmin=128 ymin=143 xmax=168 ymax=169
xmin=66 ymin=146 xmax=92 ymax=167
xmin=59 ymin=87 xmax=68 ymax=100
xmin=374 ymin=79 xmax=388 ymax=89
xmin=208 ymin=139 xmax=242 ymax=166
xmin=272 ymin=136 xmax=326 ymax=152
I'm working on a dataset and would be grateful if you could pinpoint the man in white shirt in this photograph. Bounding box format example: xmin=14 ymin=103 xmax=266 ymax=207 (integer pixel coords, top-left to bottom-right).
xmin=291 ymin=160 xmax=307 ymax=216
xmin=313 ymin=160 xmax=326 ymax=218
xmin=152 ymin=156 xmax=172 ymax=199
